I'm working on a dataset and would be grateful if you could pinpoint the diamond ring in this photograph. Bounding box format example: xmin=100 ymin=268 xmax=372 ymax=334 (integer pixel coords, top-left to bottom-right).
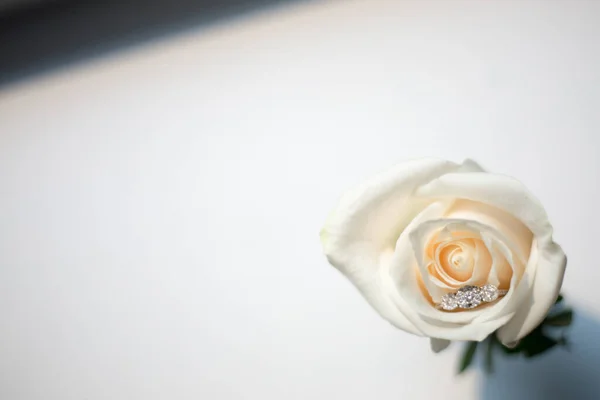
xmin=435 ymin=284 xmax=508 ymax=311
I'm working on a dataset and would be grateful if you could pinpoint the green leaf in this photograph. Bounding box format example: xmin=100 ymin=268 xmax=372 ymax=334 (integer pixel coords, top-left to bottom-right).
xmin=500 ymin=345 xmax=521 ymax=355
xmin=484 ymin=337 xmax=495 ymax=374
xmin=459 ymin=341 xmax=478 ymax=374
xmin=545 ymin=309 xmax=573 ymax=327
xmin=521 ymin=331 xmax=559 ymax=358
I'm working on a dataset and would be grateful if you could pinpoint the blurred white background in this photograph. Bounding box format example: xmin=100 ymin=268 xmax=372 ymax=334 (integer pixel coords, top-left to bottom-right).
xmin=1 ymin=0 xmax=599 ymax=399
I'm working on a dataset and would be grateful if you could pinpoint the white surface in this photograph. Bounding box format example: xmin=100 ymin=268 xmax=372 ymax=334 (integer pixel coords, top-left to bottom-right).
xmin=1 ymin=1 xmax=600 ymax=399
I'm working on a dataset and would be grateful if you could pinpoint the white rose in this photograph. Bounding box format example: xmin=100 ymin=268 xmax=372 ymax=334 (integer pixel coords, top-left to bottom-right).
xmin=320 ymin=158 xmax=566 ymax=351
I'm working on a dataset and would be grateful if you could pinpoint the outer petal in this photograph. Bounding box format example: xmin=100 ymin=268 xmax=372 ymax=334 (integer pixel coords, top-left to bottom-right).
xmin=322 ymin=159 xmax=467 ymax=252
xmin=496 ymin=241 xmax=567 ymax=345
xmin=321 ymin=158 xmax=476 ymax=334
xmin=415 ymin=172 xmax=552 ymax=240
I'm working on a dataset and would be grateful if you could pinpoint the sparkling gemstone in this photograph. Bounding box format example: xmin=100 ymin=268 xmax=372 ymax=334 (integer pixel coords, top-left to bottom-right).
xmin=440 ymin=293 xmax=458 ymax=311
xmin=455 ymin=285 xmax=482 ymax=309
xmin=481 ymin=284 xmax=499 ymax=302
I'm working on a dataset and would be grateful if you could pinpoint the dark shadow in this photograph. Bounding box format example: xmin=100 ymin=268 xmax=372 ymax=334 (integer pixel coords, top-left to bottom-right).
xmin=481 ymin=309 xmax=600 ymax=400
xmin=0 ymin=0 xmax=305 ymax=88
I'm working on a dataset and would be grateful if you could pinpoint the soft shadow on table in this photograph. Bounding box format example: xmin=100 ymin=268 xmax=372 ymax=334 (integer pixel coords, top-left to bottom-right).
xmin=481 ymin=310 xmax=600 ymax=400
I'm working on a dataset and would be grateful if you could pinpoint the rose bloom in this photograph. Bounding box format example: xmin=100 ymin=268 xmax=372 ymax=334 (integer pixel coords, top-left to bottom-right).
xmin=320 ymin=158 xmax=566 ymax=351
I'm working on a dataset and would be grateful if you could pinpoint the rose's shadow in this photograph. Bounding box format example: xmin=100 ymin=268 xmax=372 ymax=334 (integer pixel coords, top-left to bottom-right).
xmin=481 ymin=309 xmax=600 ymax=400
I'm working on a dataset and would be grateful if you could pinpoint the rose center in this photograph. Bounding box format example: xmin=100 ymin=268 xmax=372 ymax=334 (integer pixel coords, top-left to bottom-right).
xmin=436 ymin=241 xmax=476 ymax=282
xmin=449 ymin=248 xmax=466 ymax=269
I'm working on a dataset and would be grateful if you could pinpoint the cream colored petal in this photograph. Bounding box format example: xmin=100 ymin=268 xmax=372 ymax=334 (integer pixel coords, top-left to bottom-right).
xmin=409 ymin=226 xmax=449 ymax=303
xmin=481 ymin=233 xmax=514 ymax=290
xmin=405 ymin=219 xmax=521 ymax=326
xmin=427 ymin=313 xmax=516 ymax=342
xmin=437 ymin=241 xmax=475 ymax=282
xmin=468 ymin=238 xmax=493 ymax=286
xmin=382 ymin=200 xmax=453 ymax=333
xmin=321 ymin=158 xmax=468 ymax=335
xmin=485 ymin=242 xmax=511 ymax=289
xmin=409 ymin=220 xmax=491 ymax=302
xmin=415 ymin=172 xmax=551 ymax=241
xmin=444 ymin=199 xmax=532 ymax=267
xmin=390 ymin=268 xmax=516 ymax=340
xmin=390 ymin=217 xmax=521 ymax=341
xmin=428 ymin=273 xmax=462 ymax=290
xmin=496 ymin=241 xmax=567 ymax=345
xmin=432 ymin=243 xmax=469 ymax=287
xmin=475 ymin=233 xmax=525 ymax=323
xmin=422 ymin=173 xmax=565 ymax=341
xmin=322 ymin=159 xmax=459 ymax=253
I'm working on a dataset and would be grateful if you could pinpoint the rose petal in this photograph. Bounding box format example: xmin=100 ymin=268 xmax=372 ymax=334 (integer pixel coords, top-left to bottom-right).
xmin=321 ymin=158 xmax=469 ymax=335
xmin=401 ymin=219 xmax=521 ymax=329
xmin=415 ymin=172 xmax=551 ymax=240
xmin=415 ymin=172 xmax=566 ymax=342
xmin=409 ymin=220 xmax=494 ymax=302
xmin=444 ymin=199 xmax=532 ymax=266
xmin=480 ymin=232 xmax=515 ymax=290
xmin=470 ymin=238 xmax=493 ymax=286
xmin=496 ymin=241 xmax=567 ymax=345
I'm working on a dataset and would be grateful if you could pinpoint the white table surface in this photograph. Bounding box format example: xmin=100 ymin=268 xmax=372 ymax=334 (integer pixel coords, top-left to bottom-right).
xmin=1 ymin=1 xmax=600 ymax=399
